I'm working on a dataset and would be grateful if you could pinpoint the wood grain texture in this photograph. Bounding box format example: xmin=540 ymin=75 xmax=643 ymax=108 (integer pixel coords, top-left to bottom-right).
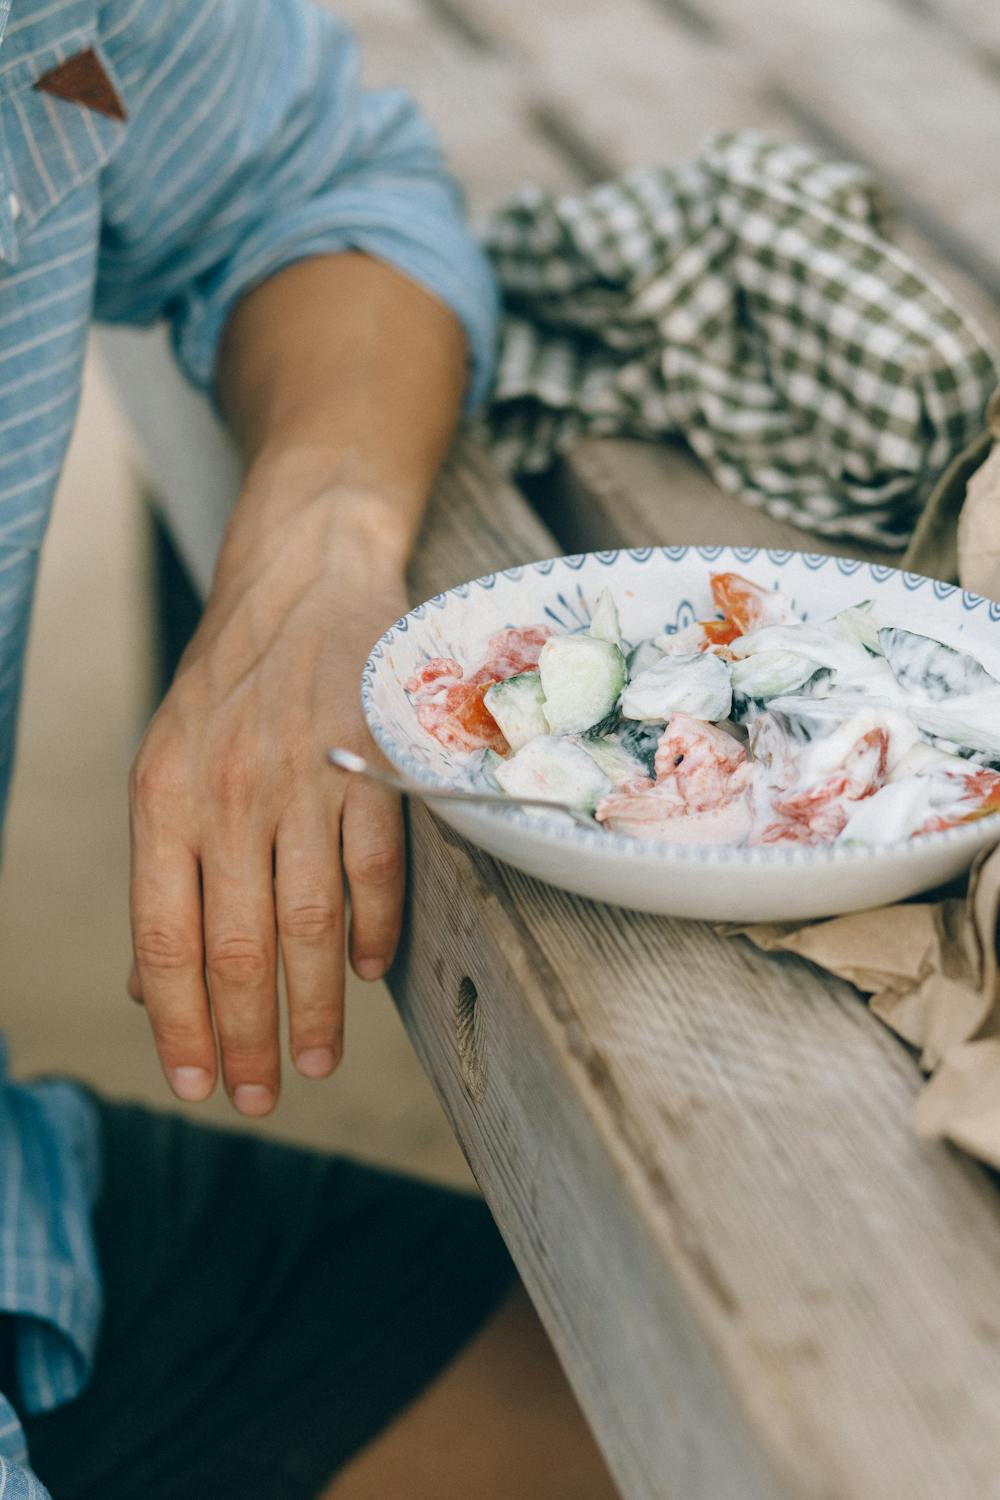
xmin=397 ymin=441 xmax=1000 ymax=1499
xmin=435 ymin=0 xmax=785 ymax=167
xmin=682 ymin=0 xmax=1000 ymax=298
xmin=428 ymin=0 xmax=1000 ymax=574
xmin=915 ymin=0 xmax=1000 ymax=57
xmin=540 ymin=438 xmax=901 ymax=565
xmin=408 ymin=438 xmax=560 ymax=593
xmin=444 ymin=0 xmax=1000 ymax=342
xmin=327 ymin=0 xmax=578 ymax=217
xmin=434 ymin=0 xmax=1000 ymax=566
xmin=338 ymin=2 xmax=1000 ymax=1492
xmin=397 ymin=804 xmax=787 ymax=1500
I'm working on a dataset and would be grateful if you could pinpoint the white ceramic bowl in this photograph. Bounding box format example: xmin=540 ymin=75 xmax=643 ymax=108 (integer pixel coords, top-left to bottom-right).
xmin=360 ymin=547 xmax=1000 ymax=922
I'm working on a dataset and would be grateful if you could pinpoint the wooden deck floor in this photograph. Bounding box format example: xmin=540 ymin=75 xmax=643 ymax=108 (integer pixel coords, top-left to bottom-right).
xmin=332 ymin=0 xmax=1000 ymax=549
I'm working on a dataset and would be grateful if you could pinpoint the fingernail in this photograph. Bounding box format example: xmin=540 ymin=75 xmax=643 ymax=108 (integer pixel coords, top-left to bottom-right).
xmin=233 ymin=1084 xmax=275 ymax=1117
xmin=170 ymin=1066 xmax=212 ymax=1102
xmin=356 ymin=958 xmax=387 ymax=981
xmin=296 ymin=1048 xmax=336 ymax=1079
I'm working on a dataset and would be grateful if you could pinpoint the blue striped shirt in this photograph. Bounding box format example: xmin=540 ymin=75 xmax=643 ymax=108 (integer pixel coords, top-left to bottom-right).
xmin=0 ymin=1 xmax=498 ymax=1491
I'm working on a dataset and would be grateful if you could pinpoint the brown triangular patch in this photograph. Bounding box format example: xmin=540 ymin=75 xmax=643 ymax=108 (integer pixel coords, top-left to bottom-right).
xmin=34 ymin=49 xmax=126 ymax=122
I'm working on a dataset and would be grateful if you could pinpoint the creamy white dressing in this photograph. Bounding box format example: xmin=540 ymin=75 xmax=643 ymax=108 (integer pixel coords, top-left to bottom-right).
xmin=416 ymin=574 xmax=1000 ymax=849
xmin=600 ymin=796 xmax=753 ymax=846
xmin=654 ymin=622 xmax=711 ymax=656
xmin=622 ymin=651 xmax=732 ymax=722
xmin=838 ymin=780 xmax=936 ymax=845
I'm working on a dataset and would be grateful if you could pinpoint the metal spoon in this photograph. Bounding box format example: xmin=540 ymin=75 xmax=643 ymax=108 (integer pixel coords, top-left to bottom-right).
xmin=327 ymin=747 xmax=596 ymax=829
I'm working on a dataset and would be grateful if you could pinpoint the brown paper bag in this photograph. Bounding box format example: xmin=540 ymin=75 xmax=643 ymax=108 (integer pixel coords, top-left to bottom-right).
xmin=735 ymin=386 xmax=1000 ymax=1168
xmin=732 ymin=844 xmax=1000 ymax=1167
xmin=719 ymin=387 xmax=1000 ymax=1158
xmin=900 ymin=392 xmax=1000 ymax=1161
xmin=957 ymin=390 xmax=1000 ymax=600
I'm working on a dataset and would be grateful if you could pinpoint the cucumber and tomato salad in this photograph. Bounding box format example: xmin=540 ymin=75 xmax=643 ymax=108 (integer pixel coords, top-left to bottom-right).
xmin=404 ymin=577 xmax=748 ymax=812
xmin=404 ymin=572 xmax=1000 ymax=845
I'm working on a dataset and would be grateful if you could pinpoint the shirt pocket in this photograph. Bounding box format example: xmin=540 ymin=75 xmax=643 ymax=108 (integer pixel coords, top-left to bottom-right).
xmin=0 ymin=37 xmax=127 ymax=264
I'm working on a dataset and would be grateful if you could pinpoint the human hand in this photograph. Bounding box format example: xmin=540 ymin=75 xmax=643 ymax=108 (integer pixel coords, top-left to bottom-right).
xmin=127 ymin=492 xmax=408 ymax=1115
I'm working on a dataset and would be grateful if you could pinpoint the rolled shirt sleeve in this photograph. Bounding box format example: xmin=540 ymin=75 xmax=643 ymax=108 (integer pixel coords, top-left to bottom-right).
xmin=96 ymin=0 xmax=499 ymax=411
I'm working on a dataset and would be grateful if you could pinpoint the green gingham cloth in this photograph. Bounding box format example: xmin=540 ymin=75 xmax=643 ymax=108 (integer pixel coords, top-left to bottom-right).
xmin=482 ymin=132 xmax=998 ymax=549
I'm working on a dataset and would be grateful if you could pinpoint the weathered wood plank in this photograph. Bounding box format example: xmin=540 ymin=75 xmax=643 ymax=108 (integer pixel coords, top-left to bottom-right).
xmin=314 ymin=3 xmax=1000 ymax=1488
xmin=398 ymin=801 xmax=787 ymax=1500
xmin=449 ymin=0 xmax=782 ymax=166
xmin=397 ymin=441 xmax=1000 ymax=1500
xmin=439 ymin=0 xmax=999 ymax=559
xmin=888 ymin=0 xmax=1000 ymax=66
xmin=680 ymin=0 xmax=1000 ymax=299
xmin=328 ymin=0 xmax=578 ymax=217
xmin=539 ymin=438 xmax=899 ymax=564
xmin=408 ymin=439 xmax=556 ymax=595
xmin=443 ymin=0 xmax=1000 ymax=343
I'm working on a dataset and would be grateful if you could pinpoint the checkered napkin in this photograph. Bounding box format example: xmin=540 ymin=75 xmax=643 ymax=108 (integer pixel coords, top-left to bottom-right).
xmin=482 ymin=132 xmax=998 ymax=550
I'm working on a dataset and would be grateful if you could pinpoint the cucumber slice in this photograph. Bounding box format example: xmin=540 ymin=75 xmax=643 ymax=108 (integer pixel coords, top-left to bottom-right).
xmin=580 ymin=734 xmax=648 ymax=787
xmin=764 ymin=692 xmax=890 ymax=743
xmin=494 ymin=736 xmax=611 ymax=812
xmin=878 ymin=627 xmax=998 ymax=702
xmin=483 ymin=672 xmax=548 ymax=751
xmin=909 ymin=693 xmax=1000 ymax=761
xmin=731 ymin=622 xmax=865 ymax=674
xmin=763 ymin=696 xmax=920 ymax=774
xmin=617 ymin=720 xmax=664 ymax=777
xmin=730 ymin=650 xmax=826 ymax=702
xmin=584 ymin=705 xmax=623 ymax=742
xmin=538 ymin=636 xmax=627 ymax=736
xmin=626 ymin=638 xmax=665 ymax=677
xmin=478 ymin=748 xmax=505 ymax=790
xmin=837 ymin=601 xmax=880 ymax=654
xmin=588 ymin=588 xmax=622 ymax=645
xmin=621 ymin=651 xmax=732 ymax=722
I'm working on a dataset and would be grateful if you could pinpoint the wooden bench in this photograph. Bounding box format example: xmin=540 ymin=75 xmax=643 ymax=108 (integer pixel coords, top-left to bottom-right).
xmin=102 ymin=2 xmax=1000 ymax=1495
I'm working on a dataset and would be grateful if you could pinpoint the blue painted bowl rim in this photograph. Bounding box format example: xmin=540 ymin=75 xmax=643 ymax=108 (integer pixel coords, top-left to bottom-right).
xmin=359 ymin=546 xmax=1000 ymax=869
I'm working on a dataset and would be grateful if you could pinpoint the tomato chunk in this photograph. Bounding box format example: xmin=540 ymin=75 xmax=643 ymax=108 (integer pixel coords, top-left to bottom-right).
xmin=406 ymin=656 xmax=508 ymax=754
xmin=700 ymin=618 xmax=742 ymax=647
xmin=404 ymin=658 xmax=464 ymax=697
xmin=710 ymin=573 xmax=774 ymax=633
xmin=918 ymin=765 xmax=1000 ymax=834
xmin=760 ymin=728 xmax=889 ymax=844
xmin=696 ymin=572 xmax=782 ymax=650
xmin=481 ymin=626 xmax=552 ymax=680
xmin=653 ymin=714 xmax=749 ymax=813
xmin=959 ymin=768 xmax=1000 ymax=820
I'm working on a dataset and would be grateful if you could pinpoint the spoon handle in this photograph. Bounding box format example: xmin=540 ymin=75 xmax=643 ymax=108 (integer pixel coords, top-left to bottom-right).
xmin=327 ymin=747 xmax=596 ymax=829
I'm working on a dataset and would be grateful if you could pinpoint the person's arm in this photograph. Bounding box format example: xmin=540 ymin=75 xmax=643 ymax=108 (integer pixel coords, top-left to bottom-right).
xmin=98 ymin=0 xmax=498 ymax=1111
xmin=127 ymin=253 xmax=465 ymax=1113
